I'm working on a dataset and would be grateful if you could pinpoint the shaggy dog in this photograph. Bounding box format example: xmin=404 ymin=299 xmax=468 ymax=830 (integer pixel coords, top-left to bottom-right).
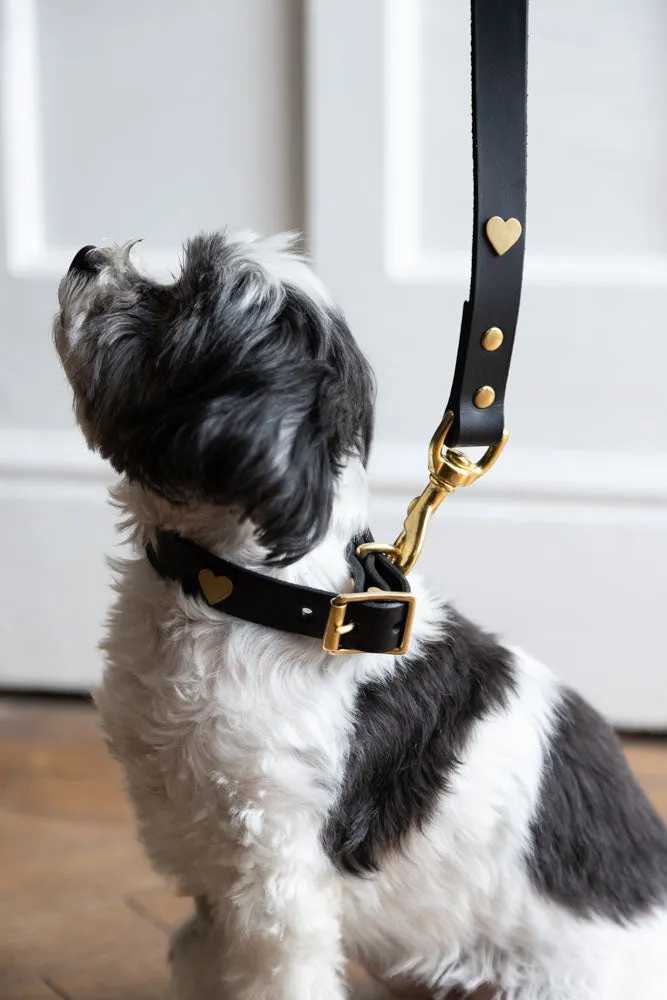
xmin=54 ymin=234 xmax=667 ymax=1000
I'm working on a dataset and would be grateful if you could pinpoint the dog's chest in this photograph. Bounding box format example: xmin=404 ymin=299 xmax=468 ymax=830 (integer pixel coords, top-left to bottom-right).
xmin=99 ymin=582 xmax=357 ymax=858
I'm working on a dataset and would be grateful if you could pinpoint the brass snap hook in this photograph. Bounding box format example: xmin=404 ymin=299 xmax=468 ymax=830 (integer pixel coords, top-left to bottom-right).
xmin=391 ymin=411 xmax=508 ymax=575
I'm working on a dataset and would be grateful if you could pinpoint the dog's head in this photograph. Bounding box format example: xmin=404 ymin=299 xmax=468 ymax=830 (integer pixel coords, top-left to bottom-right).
xmin=54 ymin=232 xmax=375 ymax=563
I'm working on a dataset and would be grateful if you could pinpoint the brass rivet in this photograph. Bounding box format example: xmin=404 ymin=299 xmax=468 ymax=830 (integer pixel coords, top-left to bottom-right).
xmin=473 ymin=386 xmax=495 ymax=409
xmin=481 ymin=327 xmax=503 ymax=351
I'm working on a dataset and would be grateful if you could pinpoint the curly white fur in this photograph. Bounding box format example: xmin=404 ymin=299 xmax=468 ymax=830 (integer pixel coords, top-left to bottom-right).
xmin=94 ymin=459 xmax=667 ymax=1000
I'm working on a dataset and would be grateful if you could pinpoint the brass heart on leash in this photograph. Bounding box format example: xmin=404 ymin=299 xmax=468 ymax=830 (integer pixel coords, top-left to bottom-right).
xmin=485 ymin=216 xmax=522 ymax=256
xmin=198 ymin=569 xmax=233 ymax=605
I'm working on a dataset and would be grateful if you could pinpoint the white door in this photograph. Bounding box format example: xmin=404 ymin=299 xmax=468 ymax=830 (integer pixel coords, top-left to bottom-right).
xmin=0 ymin=0 xmax=304 ymax=689
xmin=2 ymin=0 xmax=665 ymax=727
xmin=308 ymin=0 xmax=667 ymax=726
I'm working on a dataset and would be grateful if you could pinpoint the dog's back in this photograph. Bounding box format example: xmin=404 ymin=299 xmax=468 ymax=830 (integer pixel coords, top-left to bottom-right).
xmin=338 ymin=640 xmax=667 ymax=998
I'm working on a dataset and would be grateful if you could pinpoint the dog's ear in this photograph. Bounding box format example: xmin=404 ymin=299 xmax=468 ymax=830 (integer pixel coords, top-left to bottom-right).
xmin=103 ymin=349 xmax=369 ymax=565
xmin=154 ymin=362 xmax=349 ymax=565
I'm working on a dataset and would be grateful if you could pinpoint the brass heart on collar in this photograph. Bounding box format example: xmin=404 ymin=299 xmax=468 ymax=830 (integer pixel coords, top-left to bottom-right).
xmin=198 ymin=569 xmax=233 ymax=605
xmin=485 ymin=216 xmax=522 ymax=256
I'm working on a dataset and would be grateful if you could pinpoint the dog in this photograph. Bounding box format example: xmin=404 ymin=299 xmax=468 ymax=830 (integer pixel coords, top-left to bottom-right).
xmin=54 ymin=233 xmax=667 ymax=1000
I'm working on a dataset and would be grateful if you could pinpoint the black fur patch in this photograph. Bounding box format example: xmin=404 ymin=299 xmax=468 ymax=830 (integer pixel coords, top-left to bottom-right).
xmin=322 ymin=609 xmax=516 ymax=875
xmin=528 ymin=690 xmax=667 ymax=921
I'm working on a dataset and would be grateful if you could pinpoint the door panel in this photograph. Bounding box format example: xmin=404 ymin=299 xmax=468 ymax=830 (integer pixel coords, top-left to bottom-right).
xmin=0 ymin=0 xmax=304 ymax=689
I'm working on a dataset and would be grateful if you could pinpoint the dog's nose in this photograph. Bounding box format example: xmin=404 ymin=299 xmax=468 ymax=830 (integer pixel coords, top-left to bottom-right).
xmin=68 ymin=245 xmax=101 ymax=274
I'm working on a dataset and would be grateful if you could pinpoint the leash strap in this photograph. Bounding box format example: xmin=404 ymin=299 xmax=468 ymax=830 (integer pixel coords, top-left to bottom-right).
xmin=147 ymin=531 xmax=415 ymax=656
xmin=445 ymin=0 xmax=528 ymax=448
xmin=390 ymin=0 xmax=528 ymax=573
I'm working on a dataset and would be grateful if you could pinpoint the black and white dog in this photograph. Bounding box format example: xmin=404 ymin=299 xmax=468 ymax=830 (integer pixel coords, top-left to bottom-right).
xmin=54 ymin=233 xmax=667 ymax=1000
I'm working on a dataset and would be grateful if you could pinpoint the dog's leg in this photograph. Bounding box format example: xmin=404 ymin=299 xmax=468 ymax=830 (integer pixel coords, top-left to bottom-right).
xmin=215 ymin=830 xmax=346 ymax=1000
xmin=169 ymin=896 xmax=224 ymax=1000
xmin=348 ymin=965 xmax=429 ymax=999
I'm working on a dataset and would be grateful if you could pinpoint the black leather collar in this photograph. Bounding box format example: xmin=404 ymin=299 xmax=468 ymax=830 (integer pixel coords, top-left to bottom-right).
xmin=146 ymin=530 xmax=414 ymax=655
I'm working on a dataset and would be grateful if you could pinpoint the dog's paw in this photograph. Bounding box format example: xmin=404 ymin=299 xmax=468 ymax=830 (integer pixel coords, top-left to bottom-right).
xmin=348 ymin=965 xmax=435 ymax=1000
xmin=169 ymin=911 xmax=224 ymax=1000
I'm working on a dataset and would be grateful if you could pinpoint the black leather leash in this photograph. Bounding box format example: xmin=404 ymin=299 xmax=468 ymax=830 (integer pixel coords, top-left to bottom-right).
xmin=145 ymin=0 xmax=527 ymax=653
xmin=390 ymin=0 xmax=527 ymax=575
xmin=447 ymin=0 xmax=528 ymax=448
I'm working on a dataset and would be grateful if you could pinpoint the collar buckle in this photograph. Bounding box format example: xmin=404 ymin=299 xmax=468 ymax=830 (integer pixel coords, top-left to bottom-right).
xmin=322 ymin=591 xmax=416 ymax=655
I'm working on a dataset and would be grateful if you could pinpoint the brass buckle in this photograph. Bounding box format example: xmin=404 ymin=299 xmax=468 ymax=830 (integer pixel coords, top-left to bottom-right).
xmin=322 ymin=591 xmax=416 ymax=655
xmin=391 ymin=410 xmax=508 ymax=575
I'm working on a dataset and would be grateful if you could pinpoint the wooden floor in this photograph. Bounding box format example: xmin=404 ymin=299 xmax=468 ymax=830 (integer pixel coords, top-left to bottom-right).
xmin=1 ymin=697 xmax=666 ymax=1000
